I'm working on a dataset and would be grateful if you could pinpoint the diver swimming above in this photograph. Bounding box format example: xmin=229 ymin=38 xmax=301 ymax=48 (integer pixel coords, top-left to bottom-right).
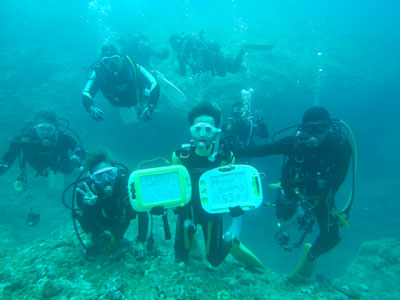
xmin=0 ymin=110 xmax=85 ymax=183
xmin=82 ymin=41 xmax=160 ymax=123
xmin=169 ymin=31 xmax=274 ymax=77
xmin=238 ymin=106 xmax=357 ymax=280
xmin=118 ymin=33 xmax=169 ymax=70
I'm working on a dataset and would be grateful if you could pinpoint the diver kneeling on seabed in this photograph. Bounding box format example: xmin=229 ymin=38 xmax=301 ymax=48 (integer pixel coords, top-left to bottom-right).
xmin=170 ymin=101 xmax=266 ymax=270
xmin=62 ymin=148 xmax=149 ymax=258
xmin=238 ymin=106 xmax=358 ymax=280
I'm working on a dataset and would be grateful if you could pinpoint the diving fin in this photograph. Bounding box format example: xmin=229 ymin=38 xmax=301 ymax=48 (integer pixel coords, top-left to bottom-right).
xmin=242 ymin=42 xmax=275 ymax=51
xmin=119 ymin=107 xmax=139 ymax=124
xmin=230 ymin=235 xmax=266 ymax=270
xmin=154 ymin=71 xmax=187 ymax=107
xmin=288 ymin=243 xmax=314 ymax=279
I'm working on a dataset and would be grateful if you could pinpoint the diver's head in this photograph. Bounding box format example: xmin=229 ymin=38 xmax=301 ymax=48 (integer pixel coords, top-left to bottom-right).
xmin=231 ymin=101 xmax=246 ymax=120
xmin=33 ymin=110 xmax=58 ymax=145
xmin=298 ymin=107 xmax=330 ymax=145
xmin=85 ymin=148 xmax=117 ymax=197
xmin=169 ymin=34 xmax=183 ymax=52
xmin=188 ymin=101 xmax=221 ymax=153
xmin=99 ymin=41 xmax=123 ymax=74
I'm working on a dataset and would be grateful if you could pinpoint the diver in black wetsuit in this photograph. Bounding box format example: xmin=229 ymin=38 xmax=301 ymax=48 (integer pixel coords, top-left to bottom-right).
xmin=82 ymin=42 xmax=160 ymax=122
xmin=74 ymin=149 xmax=149 ymax=257
xmin=172 ymin=101 xmax=264 ymax=269
xmin=224 ymin=101 xmax=269 ymax=152
xmin=239 ymin=107 xmax=353 ymax=278
xmin=169 ymin=32 xmax=274 ymax=77
xmin=118 ymin=33 xmax=169 ymax=70
xmin=169 ymin=32 xmax=247 ymax=77
xmin=0 ymin=110 xmax=84 ymax=180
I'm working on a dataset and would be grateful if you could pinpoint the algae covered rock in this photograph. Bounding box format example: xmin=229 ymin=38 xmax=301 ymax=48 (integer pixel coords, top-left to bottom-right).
xmin=339 ymin=238 xmax=400 ymax=300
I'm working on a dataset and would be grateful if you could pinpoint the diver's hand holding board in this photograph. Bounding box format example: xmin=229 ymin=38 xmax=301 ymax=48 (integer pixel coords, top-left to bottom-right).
xmin=198 ymin=165 xmax=263 ymax=214
xmin=128 ymin=164 xmax=263 ymax=214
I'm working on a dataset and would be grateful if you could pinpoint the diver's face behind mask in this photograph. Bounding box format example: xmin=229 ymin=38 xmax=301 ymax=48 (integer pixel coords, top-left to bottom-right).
xmin=190 ymin=115 xmax=220 ymax=153
xmin=101 ymin=54 xmax=123 ymax=74
xmin=34 ymin=123 xmax=58 ymax=146
xmin=299 ymin=122 xmax=330 ymax=146
xmin=91 ymin=163 xmax=118 ymax=197
xmin=231 ymin=106 xmax=246 ymax=120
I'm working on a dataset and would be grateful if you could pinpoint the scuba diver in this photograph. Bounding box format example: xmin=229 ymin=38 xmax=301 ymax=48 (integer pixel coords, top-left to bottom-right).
xmin=169 ymin=32 xmax=274 ymax=77
xmin=238 ymin=106 xmax=356 ymax=279
xmin=0 ymin=110 xmax=85 ymax=187
xmin=224 ymin=89 xmax=269 ymax=152
xmin=69 ymin=149 xmax=149 ymax=257
xmin=172 ymin=101 xmax=265 ymax=269
xmin=223 ymin=89 xmax=269 ymax=240
xmin=82 ymin=41 xmax=160 ymax=122
xmin=118 ymin=33 xmax=169 ymax=70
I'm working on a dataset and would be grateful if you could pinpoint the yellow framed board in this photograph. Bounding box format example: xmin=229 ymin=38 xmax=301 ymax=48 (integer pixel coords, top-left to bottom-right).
xmin=128 ymin=165 xmax=192 ymax=212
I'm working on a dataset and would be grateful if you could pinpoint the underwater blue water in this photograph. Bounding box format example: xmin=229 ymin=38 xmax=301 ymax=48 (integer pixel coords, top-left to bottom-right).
xmin=0 ymin=0 xmax=399 ymax=278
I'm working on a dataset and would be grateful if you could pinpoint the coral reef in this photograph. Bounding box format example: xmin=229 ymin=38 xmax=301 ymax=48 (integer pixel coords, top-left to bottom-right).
xmin=1 ymin=219 xmax=397 ymax=300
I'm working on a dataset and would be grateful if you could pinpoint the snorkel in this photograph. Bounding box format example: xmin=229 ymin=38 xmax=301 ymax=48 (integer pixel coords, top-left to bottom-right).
xmin=89 ymin=164 xmax=119 ymax=198
xmin=190 ymin=117 xmax=221 ymax=159
xmin=188 ymin=102 xmax=223 ymax=161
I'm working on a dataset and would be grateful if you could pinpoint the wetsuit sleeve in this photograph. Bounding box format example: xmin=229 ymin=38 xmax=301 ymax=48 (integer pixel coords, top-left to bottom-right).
xmin=172 ymin=151 xmax=183 ymax=165
xmin=221 ymin=151 xmax=235 ymax=166
xmin=82 ymin=70 xmax=100 ymax=111
xmin=137 ymin=212 xmax=149 ymax=243
xmin=254 ymin=117 xmax=269 ymax=139
xmin=75 ymin=181 xmax=104 ymax=235
xmin=138 ymin=65 xmax=160 ymax=107
xmin=0 ymin=136 xmax=23 ymax=169
xmin=238 ymin=140 xmax=290 ymax=157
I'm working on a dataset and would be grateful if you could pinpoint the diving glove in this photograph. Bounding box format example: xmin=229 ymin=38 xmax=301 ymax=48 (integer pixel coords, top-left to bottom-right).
xmin=76 ymin=182 xmax=98 ymax=206
xmin=139 ymin=104 xmax=153 ymax=121
xmin=89 ymin=106 xmax=104 ymax=121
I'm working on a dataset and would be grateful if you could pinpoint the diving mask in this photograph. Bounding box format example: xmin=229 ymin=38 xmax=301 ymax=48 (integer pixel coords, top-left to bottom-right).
xmin=34 ymin=123 xmax=57 ymax=140
xmin=90 ymin=167 xmax=118 ymax=184
xmin=102 ymin=55 xmax=122 ymax=67
xmin=301 ymin=122 xmax=329 ymax=135
xmin=190 ymin=122 xmax=221 ymax=139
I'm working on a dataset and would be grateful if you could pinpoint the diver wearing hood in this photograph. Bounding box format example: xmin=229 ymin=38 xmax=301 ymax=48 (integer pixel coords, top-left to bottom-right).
xmin=74 ymin=149 xmax=149 ymax=257
xmin=0 ymin=110 xmax=84 ymax=179
xmin=238 ymin=107 xmax=353 ymax=279
xmin=82 ymin=41 xmax=160 ymax=122
xmin=172 ymin=102 xmax=265 ymax=270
